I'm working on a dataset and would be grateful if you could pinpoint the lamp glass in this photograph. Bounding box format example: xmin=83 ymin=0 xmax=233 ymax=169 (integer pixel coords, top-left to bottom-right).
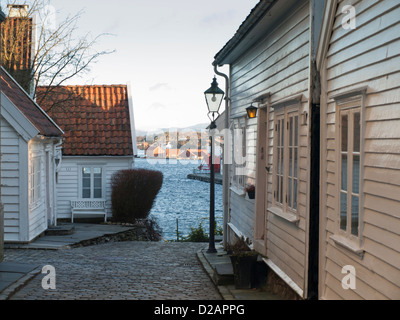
xmin=205 ymin=77 xmax=224 ymax=114
xmin=246 ymin=105 xmax=258 ymax=119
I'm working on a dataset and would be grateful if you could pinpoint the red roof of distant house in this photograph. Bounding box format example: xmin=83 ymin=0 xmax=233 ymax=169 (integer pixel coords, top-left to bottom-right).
xmin=36 ymin=85 xmax=134 ymax=156
xmin=0 ymin=67 xmax=63 ymax=137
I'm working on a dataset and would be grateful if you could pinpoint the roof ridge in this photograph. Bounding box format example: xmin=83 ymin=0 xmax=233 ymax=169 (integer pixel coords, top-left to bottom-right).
xmin=38 ymin=84 xmax=128 ymax=88
xmin=0 ymin=66 xmax=64 ymax=135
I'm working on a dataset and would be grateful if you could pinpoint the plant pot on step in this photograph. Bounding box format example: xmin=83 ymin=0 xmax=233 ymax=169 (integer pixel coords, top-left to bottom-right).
xmin=245 ymin=185 xmax=255 ymax=199
xmin=229 ymin=252 xmax=258 ymax=289
xmin=247 ymin=190 xmax=255 ymax=199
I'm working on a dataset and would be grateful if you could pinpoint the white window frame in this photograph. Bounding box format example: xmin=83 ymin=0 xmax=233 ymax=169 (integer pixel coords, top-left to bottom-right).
xmin=330 ymin=87 xmax=366 ymax=258
xmin=272 ymin=106 xmax=299 ymax=219
xmin=339 ymin=107 xmax=361 ymax=239
xmin=231 ymin=116 xmax=247 ymax=194
xmin=29 ymin=155 xmax=42 ymax=207
xmin=79 ymin=166 xmax=105 ymax=200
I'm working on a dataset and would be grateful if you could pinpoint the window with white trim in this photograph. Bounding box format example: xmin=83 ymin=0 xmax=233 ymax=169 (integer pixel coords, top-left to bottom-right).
xmin=231 ymin=117 xmax=247 ymax=191
xmin=273 ymin=109 xmax=299 ymax=213
xmin=339 ymin=108 xmax=361 ymax=237
xmin=29 ymin=156 xmax=41 ymax=206
xmin=81 ymin=166 xmax=103 ymax=199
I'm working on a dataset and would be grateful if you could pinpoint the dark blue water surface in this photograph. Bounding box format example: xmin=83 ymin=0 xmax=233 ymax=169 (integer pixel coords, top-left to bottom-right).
xmin=134 ymin=158 xmax=223 ymax=240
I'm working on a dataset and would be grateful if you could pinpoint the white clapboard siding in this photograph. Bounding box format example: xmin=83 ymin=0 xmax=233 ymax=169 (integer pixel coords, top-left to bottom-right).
xmin=56 ymin=157 xmax=133 ymax=220
xmin=321 ymin=0 xmax=400 ymax=300
xmin=1 ymin=118 xmax=21 ymax=242
xmin=228 ymin=1 xmax=311 ymax=294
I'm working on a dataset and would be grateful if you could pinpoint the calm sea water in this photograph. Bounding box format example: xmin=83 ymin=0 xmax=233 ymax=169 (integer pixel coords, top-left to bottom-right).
xmin=134 ymin=158 xmax=223 ymax=240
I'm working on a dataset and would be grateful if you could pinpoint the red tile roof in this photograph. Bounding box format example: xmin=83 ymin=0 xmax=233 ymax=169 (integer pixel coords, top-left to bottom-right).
xmin=0 ymin=67 xmax=63 ymax=137
xmin=36 ymin=85 xmax=134 ymax=156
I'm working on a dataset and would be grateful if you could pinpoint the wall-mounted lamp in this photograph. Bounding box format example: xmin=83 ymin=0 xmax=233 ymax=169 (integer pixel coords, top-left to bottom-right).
xmin=302 ymin=111 xmax=308 ymax=125
xmin=246 ymin=105 xmax=258 ymax=119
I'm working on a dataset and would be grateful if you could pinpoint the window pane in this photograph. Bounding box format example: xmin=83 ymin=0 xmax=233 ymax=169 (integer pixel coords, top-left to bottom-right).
xmin=288 ymin=177 xmax=292 ymax=208
xmin=277 ymin=121 xmax=281 ymax=147
xmin=340 ymin=192 xmax=347 ymax=231
xmin=351 ymin=195 xmax=359 ymax=236
xmin=94 ymin=188 xmax=102 ymax=199
xmin=280 ymin=176 xmax=283 ymax=204
xmin=83 ymin=167 xmax=91 ymax=175
xmin=353 ymin=155 xmax=360 ymax=194
xmin=341 ymin=154 xmax=348 ymax=191
xmin=276 ymin=176 xmax=280 ymax=203
xmin=277 ymin=148 xmax=281 ymax=175
xmin=341 ymin=114 xmax=348 ymax=152
xmin=293 ymin=179 xmax=298 ymax=210
xmin=83 ymin=177 xmax=90 ymax=188
xmin=294 ymin=148 xmax=298 ymax=178
xmin=295 ymin=116 xmax=299 ymax=147
xmin=289 ymin=117 xmax=293 ymax=146
xmin=94 ymin=177 xmax=102 ymax=188
xmin=289 ymin=147 xmax=293 ymax=177
xmin=82 ymin=189 xmax=90 ymax=199
xmin=353 ymin=112 xmax=361 ymax=153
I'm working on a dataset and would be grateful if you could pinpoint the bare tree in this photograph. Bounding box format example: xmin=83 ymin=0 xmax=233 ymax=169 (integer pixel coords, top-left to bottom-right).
xmin=1 ymin=0 xmax=114 ymax=110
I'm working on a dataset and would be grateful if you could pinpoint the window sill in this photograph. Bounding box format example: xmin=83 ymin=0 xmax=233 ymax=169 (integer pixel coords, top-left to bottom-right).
xmin=330 ymin=234 xmax=365 ymax=259
xmin=268 ymin=207 xmax=299 ymax=224
xmin=230 ymin=186 xmax=246 ymax=197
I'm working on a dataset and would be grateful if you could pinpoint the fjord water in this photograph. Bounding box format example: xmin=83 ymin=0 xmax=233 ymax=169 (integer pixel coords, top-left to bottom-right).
xmin=134 ymin=158 xmax=223 ymax=240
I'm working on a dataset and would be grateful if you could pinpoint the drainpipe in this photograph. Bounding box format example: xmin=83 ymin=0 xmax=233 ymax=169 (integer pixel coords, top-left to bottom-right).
xmin=213 ymin=64 xmax=230 ymax=248
xmin=0 ymin=8 xmax=5 ymax=263
xmin=53 ymin=138 xmax=63 ymax=227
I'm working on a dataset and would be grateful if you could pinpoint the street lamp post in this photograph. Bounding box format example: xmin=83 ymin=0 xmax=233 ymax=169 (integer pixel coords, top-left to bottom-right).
xmin=204 ymin=77 xmax=224 ymax=254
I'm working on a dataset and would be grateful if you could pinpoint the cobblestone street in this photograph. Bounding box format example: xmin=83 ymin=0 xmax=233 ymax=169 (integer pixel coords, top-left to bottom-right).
xmin=3 ymin=241 xmax=222 ymax=300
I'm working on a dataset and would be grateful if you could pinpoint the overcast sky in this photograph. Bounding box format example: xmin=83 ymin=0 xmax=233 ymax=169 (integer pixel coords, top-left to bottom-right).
xmin=45 ymin=0 xmax=259 ymax=132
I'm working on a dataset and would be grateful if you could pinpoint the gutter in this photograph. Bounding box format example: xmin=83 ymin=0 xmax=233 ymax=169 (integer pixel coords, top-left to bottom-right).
xmin=213 ymin=0 xmax=279 ymax=66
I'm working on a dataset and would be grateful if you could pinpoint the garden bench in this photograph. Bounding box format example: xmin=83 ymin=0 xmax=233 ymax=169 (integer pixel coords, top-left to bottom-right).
xmin=71 ymin=199 xmax=107 ymax=223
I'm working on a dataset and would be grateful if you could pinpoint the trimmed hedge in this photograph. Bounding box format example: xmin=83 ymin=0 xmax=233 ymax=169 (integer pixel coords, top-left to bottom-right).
xmin=111 ymin=169 xmax=163 ymax=223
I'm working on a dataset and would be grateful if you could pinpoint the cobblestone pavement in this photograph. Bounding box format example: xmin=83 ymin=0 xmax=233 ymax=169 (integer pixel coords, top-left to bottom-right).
xmin=3 ymin=241 xmax=222 ymax=300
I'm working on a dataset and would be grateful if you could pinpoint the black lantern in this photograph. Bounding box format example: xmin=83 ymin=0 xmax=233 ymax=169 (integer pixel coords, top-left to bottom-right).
xmin=205 ymin=77 xmax=225 ymax=125
xmin=246 ymin=105 xmax=258 ymax=119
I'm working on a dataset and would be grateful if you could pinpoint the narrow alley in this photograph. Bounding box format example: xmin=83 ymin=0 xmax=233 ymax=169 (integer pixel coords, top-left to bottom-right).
xmin=3 ymin=242 xmax=222 ymax=300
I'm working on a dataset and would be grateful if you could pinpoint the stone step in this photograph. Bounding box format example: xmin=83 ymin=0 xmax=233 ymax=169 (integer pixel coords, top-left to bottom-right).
xmin=45 ymin=225 xmax=75 ymax=236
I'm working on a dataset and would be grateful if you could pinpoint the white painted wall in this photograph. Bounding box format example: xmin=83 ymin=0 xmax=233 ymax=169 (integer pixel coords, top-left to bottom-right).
xmin=56 ymin=156 xmax=134 ymax=221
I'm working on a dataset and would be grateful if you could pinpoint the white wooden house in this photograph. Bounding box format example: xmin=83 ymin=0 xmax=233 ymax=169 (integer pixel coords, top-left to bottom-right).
xmin=37 ymin=84 xmax=136 ymax=222
xmin=0 ymin=67 xmax=63 ymax=243
xmin=316 ymin=0 xmax=400 ymax=300
xmin=214 ymin=0 xmax=400 ymax=300
xmin=213 ymin=0 xmax=324 ymax=299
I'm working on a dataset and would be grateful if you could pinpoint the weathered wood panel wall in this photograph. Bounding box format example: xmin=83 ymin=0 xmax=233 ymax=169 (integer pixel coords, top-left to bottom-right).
xmin=320 ymin=0 xmax=400 ymax=299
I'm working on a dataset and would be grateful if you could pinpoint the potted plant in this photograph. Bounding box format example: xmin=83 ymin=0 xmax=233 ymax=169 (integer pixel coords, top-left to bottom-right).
xmin=246 ymin=184 xmax=255 ymax=199
xmin=227 ymin=237 xmax=258 ymax=289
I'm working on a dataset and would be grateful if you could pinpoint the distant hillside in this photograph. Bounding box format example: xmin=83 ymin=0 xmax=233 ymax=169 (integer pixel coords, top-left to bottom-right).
xmin=136 ymin=123 xmax=209 ymax=136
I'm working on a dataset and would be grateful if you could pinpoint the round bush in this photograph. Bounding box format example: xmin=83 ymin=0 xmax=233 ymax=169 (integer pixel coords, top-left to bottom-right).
xmin=111 ymin=169 xmax=163 ymax=223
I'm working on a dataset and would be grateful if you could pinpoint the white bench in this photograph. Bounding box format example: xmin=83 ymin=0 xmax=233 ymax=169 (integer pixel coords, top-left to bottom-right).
xmin=71 ymin=199 xmax=107 ymax=223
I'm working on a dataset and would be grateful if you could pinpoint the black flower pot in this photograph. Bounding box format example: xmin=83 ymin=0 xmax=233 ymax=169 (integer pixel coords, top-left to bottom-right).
xmin=230 ymin=253 xmax=258 ymax=289
xmin=247 ymin=190 xmax=255 ymax=199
